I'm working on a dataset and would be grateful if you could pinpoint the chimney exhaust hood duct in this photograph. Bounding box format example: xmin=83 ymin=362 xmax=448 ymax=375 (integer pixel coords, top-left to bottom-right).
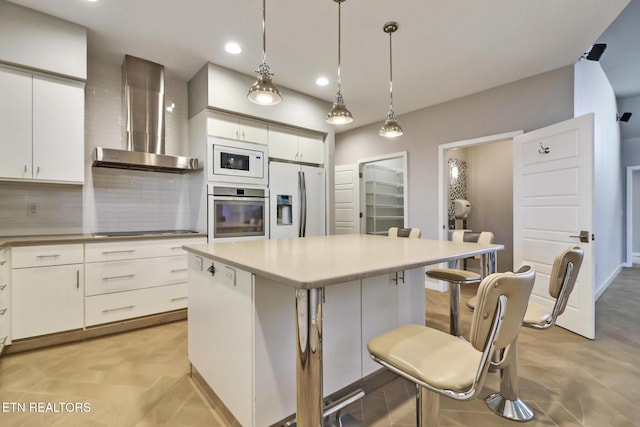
xmin=92 ymin=55 xmax=199 ymax=174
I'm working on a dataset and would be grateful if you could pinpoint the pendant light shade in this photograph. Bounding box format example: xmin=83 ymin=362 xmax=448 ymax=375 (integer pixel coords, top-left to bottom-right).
xmin=248 ymin=0 xmax=281 ymax=105
xmin=380 ymin=22 xmax=402 ymax=138
xmin=326 ymin=0 xmax=353 ymax=124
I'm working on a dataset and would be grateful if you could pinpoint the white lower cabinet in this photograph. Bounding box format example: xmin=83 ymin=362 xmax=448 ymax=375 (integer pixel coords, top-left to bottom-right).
xmin=11 ymin=244 xmax=84 ymax=339
xmin=84 ymin=237 xmax=204 ymax=327
xmin=85 ymin=283 xmax=188 ymax=326
xmin=0 ymin=248 xmax=10 ymax=350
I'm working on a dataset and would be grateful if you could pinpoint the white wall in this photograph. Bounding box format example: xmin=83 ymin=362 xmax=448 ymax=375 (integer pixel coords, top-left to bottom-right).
xmin=574 ymin=59 xmax=624 ymax=296
xmin=335 ymin=66 xmax=575 ymax=254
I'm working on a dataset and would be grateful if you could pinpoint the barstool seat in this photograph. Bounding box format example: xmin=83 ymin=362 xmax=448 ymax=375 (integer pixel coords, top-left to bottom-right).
xmin=368 ymin=266 xmax=536 ymax=427
xmin=426 ymin=269 xmax=480 ymax=283
xmin=465 ymin=246 xmax=584 ymax=422
xmin=426 ymin=230 xmax=494 ymax=336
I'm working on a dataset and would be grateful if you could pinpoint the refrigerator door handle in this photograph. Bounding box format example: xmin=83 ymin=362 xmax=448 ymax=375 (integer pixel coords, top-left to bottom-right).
xmin=300 ymin=170 xmax=307 ymax=237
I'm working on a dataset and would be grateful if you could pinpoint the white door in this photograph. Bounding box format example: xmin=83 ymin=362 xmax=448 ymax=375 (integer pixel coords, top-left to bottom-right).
xmin=334 ymin=164 xmax=360 ymax=234
xmin=513 ymin=113 xmax=594 ymax=339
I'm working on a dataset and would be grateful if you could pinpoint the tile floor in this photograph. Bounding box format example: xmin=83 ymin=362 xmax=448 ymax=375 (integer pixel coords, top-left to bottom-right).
xmin=1 ymin=267 xmax=639 ymax=426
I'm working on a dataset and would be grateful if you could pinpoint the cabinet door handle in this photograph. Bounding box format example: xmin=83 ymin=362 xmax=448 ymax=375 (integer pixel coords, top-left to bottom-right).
xmin=171 ymin=246 xmax=183 ymax=250
xmin=102 ymin=274 xmax=136 ymax=280
xmin=24 ymin=165 xmax=27 ymax=174
xmin=0 ymin=308 xmax=7 ymax=316
xmin=76 ymin=270 xmax=80 ymax=289
xmin=102 ymin=305 xmax=135 ymax=313
xmin=101 ymin=250 xmax=136 ymax=255
xmin=170 ymin=296 xmax=188 ymax=302
xmin=37 ymin=254 xmax=61 ymax=258
xmin=170 ymin=268 xmax=188 ymax=273
xmin=0 ymin=285 xmax=6 ymax=291
xmin=0 ymin=260 xmax=6 ymax=265
xmin=36 ymin=166 xmax=40 ymax=175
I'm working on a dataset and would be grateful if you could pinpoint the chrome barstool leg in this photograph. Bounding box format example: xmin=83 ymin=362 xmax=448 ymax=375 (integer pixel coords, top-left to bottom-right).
xmin=485 ymin=342 xmax=534 ymax=422
xmin=417 ymin=385 xmax=440 ymax=427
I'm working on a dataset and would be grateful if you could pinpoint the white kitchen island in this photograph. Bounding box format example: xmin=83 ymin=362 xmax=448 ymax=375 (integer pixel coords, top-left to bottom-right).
xmin=183 ymin=234 xmax=503 ymax=427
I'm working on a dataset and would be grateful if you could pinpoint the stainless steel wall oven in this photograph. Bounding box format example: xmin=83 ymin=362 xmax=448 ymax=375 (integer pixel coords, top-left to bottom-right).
xmin=207 ymin=185 xmax=269 ymax=242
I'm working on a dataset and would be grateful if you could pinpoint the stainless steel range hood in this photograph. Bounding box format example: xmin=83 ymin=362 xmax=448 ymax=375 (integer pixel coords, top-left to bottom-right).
xmin=93 ymin=55 xmax=199 ymax=174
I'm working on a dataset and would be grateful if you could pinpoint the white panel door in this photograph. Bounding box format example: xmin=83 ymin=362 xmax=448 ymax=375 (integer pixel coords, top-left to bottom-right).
xmin=513 ymin=114 xmax=594 ymax=338
xmin=334 ymin=164 xmax=360 ymax=234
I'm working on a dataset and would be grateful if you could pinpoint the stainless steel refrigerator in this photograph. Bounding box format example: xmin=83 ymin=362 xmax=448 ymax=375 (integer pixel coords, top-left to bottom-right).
xmin=269 ymin=161 xmax=326 ymax=239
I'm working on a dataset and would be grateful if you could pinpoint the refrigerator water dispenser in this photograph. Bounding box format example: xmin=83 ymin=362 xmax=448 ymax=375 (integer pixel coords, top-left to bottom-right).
xmin=277 ymin=195 xmax=292 ymax=225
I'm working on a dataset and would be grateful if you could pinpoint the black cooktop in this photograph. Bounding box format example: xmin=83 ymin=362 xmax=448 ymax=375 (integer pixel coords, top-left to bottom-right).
xmin=92 ymin=230 xmax=199 ymax=237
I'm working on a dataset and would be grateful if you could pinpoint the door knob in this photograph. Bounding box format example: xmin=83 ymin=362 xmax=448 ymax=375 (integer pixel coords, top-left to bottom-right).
xmin=207 ymin=264 xmax=216 ymax=276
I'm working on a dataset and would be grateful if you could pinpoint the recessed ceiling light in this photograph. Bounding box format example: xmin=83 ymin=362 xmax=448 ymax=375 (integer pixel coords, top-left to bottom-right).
xmin=316 ymin=77 xmax=329 ymax=86
xmin=225 ymin=42 xmax=242 ymax=55
xmin=86 ymin=0 xmax=98 ymax=2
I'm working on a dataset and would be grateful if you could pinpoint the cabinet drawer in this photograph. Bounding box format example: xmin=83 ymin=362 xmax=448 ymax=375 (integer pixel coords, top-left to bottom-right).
xmin=12 ymin=244 xmax=83 ymax=268
xmin=85 ymin=283 xmax=188 ymax=326
xmin=85 ymin=238 xmax=204 ymax=263
xmin=85 ymin=255 xmax=188 ymax=296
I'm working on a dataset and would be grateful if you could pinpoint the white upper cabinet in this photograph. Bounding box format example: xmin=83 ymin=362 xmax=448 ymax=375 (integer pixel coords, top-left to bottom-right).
xmin=268 ymin=125 xmax=325 ymax=165
xmin=32 ymin=75 xmax=85 ymax=183
xmin=0 ymin=67 xmax=32 ymax=180
xmin=207 ymin=111 xmax=268 ymax=145
xmin=0 ymin=67 xmax=85 ymax=184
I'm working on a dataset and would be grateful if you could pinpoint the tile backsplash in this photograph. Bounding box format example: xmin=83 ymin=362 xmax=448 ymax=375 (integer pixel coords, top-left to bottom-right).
xmin=0 ymin=56 xmax=196 ymax=237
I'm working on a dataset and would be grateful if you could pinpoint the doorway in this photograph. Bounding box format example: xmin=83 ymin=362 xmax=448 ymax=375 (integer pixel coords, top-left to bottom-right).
xmin=437 ymin=131 xmax=522 ymax=273
xmin=626 ymin=166 xmax=640 ymax=266
xmin=359 ymin=153 xmax=408 ymax=235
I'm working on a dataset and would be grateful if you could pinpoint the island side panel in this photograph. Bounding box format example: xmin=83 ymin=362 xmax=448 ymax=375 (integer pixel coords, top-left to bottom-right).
xmin=253 ymin=277 xmax=363 ymax=425
xmin=187 ymin=254 xmax=254 ymax=427
xmin=323 ymin=280 xmax=362 ymax=395
xmin=253 ymin=276 xmax=296 ymax=425
xmin=397 ymin=267 xmax=427 ymax=325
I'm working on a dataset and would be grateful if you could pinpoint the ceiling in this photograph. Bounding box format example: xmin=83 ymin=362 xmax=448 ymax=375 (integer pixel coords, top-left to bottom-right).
xmin=6 ymin=0 xmax=632 ymax=132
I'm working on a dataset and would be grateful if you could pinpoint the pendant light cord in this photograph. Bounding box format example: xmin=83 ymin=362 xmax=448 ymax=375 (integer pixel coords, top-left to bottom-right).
xmin=261 ymin=0 xmax=267 ymax=64
xmin=388 ymin=30 xmax=393 ymax=111
xmin=337 ymin=1 xmax=343 ymax=93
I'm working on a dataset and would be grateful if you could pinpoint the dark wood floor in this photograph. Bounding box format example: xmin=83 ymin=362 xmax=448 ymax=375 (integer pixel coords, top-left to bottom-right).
xmin=1 ymin=267 xmax=638 ymax=426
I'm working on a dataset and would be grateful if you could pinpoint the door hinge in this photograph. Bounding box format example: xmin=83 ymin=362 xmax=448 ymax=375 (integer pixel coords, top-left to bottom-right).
xmin=359 ymin=212 xmax=363 ymax=218
xmin=359 ymin=172 xmax=363 ymax=179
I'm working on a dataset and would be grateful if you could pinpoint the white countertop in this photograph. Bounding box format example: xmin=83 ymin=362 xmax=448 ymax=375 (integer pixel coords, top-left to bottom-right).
xmin=0 ymin=232 xmax=206 ymax=249
xmin=183 ymin=234 xmax=504 ymax=289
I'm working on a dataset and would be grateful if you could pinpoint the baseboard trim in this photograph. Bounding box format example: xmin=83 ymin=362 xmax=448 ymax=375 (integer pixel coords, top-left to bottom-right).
xmin=4 ymin=309 xmax=187 ymax=355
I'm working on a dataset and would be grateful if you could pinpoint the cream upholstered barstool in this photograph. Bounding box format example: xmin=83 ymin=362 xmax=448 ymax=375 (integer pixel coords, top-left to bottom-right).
xmin=466 ymin=246 xmax=584 ymax=422
xmin=388 ymin=227 xmax=421 ymax=239
xmin=425 ymin=231 xmax=494 ymax=336
xmin=368 ymin=265 xmax=535 ymax=427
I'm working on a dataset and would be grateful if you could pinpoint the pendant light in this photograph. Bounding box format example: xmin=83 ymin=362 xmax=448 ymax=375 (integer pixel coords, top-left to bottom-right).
xmin=247 ymin=0 xmax=282 ymax=105
xmin=326 ymin=0 xmax=353 ymax=125
xmin=379 ymin=22 xmax=403 ymax=138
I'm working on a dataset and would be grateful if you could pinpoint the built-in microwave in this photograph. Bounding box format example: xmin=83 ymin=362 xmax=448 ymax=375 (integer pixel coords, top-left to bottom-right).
xmin=208 ymin=137 xmax=268 ymax=185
